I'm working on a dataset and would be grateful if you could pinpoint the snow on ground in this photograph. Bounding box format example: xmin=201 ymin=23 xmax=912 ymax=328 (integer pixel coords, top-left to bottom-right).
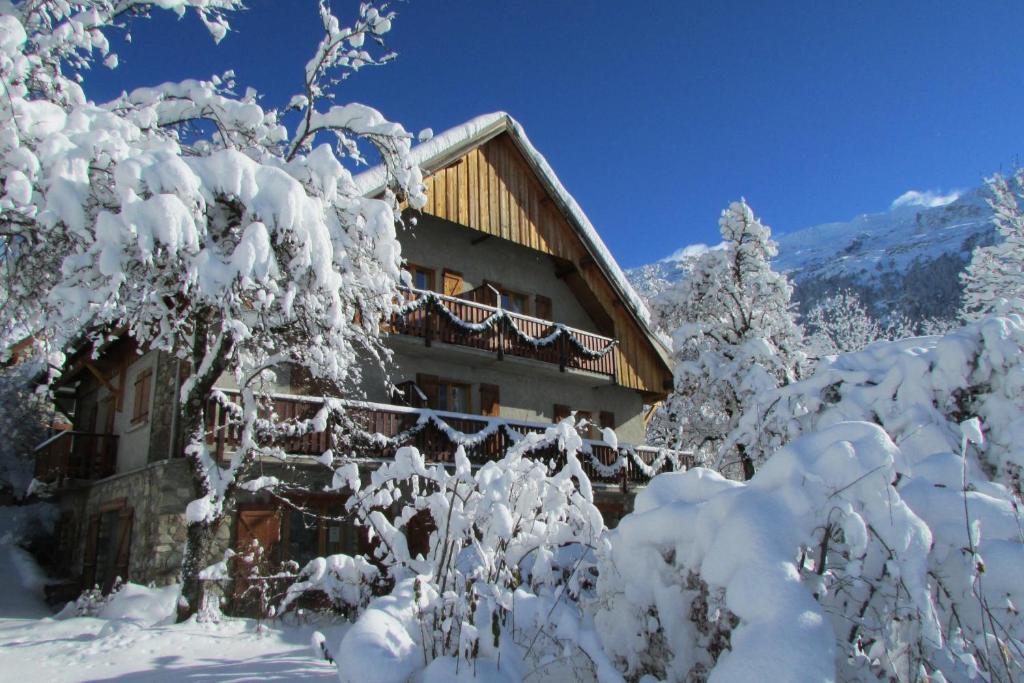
xmin=0 ymin=509 xmax=347 ymax=682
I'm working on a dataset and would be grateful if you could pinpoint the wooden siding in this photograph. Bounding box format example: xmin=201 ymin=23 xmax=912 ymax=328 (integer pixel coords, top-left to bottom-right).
xmin=418 ymin=133 xmax=669 ymax=396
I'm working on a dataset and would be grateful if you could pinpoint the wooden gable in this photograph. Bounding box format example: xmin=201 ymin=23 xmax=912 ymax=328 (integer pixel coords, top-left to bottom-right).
xmin=417 ymin=132 xmax=671 ymax=398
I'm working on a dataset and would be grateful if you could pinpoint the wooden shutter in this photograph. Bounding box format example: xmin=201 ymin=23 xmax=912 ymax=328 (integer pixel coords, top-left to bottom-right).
xmin=599 ymin=411 xmax=615 ymax=429
xmin=417 ymin=374 xmax=440 ymax=410
xmin=534 ymin=295 xmax=553 ymax=321
xmin=442 ymin=269 xmax=464 ymax=297
xmin=480 ymin=384 xmax=500 ymax=417
xmin=112 ymin=506 xmax=133 ymax=589
xmin=553 ymin=404 xmax=571 ymax=423
xmin=132 ymin=368 xmax=152 ymax=424
xmin=81 ymin=514 xmax=100 ymax=589
xmin=236 ymin=509 xmax=282 ymax=558
xmin=233 ymin=508 xmax=282 ymax=601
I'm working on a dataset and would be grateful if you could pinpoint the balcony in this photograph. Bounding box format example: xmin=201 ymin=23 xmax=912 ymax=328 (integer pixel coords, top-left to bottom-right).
xmin=390 ymin=286 xmax=617 ymax=377
xmin=206 ymin=392 xmax=692 ymax=489
xmin=33 ymin=431 xmax=118 ymax=486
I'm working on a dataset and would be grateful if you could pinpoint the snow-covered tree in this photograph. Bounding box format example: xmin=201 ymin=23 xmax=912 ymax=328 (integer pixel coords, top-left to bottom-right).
xmin=804 ymin=289 xmax=885 ymax=357
xmin=802 ymin=289 xmax=948 ymax=359
xmin=0 ymin=1 xmax=425 ymax=617
xmin=649 ymin=200 xmax=803 ymax=479
xmin=0 ymin=363 xmax=52 ymax=499
xmin=961 ymin=170 xmax=1024 ymax=320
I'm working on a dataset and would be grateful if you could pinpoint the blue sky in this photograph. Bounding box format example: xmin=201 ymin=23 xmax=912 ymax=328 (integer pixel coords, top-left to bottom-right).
xmin=82 ymin=1 xmax=1024 ymax=268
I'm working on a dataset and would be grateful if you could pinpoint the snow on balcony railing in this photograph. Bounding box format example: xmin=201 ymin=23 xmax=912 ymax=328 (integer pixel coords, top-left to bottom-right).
xmin=205 ymin=390 xmax=691 ymax=487
xmin=390 ymin=286 xmax=618 ymax=377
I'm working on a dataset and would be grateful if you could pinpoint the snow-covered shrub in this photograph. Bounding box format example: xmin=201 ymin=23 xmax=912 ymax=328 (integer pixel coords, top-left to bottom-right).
xmin=68 ymin=579 xmax=125 ymax=618
xmin=279 ymin=553 xmax=381 ymax=618
xmin=322 ymin=419 xmax=614 ymax=682
xmin=596 ymin=420 xmax=1024 ymax=682
xmin=734 ymin=314 xmax=1024 ymax=496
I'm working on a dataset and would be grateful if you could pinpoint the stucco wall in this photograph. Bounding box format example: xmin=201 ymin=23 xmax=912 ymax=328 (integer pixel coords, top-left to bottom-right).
xmin=359 ymin=343 xmax=647 ymax=444
xmin=400 ymin=215 xmax=599 ymax=333
xmin=112 ymin=349 xmax=158 ymax=473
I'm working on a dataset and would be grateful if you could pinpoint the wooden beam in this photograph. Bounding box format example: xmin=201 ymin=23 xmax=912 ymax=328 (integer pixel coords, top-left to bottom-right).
xmin=554 ymin=265 xmax=576 ymax=280
xmin=85 ymin=360 xmax=120 ymax=399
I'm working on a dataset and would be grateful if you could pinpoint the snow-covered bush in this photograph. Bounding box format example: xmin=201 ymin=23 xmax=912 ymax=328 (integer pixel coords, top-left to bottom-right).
xmin=595 ymin=420 xmax=1024 ymax=682
xmin=314 ymin=419 xmax=614 ymax=682
xmin=0 ymin=1 xmax=426 ymax=616
xmin=649 ymin=200 xmax=804 ymax=479
xmin=279 ymin=552 xmax=381 ymax=618
xmin=733 ymin=314 xmax=1024 ymax=497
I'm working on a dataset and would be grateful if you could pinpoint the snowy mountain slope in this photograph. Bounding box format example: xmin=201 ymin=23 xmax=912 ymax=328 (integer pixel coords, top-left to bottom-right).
xmin=628 ymin=188 xmax=998 ymax=323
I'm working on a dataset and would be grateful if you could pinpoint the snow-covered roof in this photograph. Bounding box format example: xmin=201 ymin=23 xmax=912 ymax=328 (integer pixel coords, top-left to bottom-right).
xmin=353 ymin=112 xmax=669 ymax=361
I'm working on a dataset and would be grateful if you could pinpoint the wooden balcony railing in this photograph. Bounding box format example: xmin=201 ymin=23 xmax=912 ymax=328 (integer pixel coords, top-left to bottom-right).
xmin=390 ymin=287 xmax=617 ymax=377
xmin=33 ymin=431 xmax=118 ymax=485
xmin=205 ymin=392 xmax=691 ymax=488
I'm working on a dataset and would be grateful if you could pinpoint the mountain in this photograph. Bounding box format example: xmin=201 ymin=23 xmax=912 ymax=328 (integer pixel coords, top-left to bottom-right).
xmin=627 ymin=188 xmax=998 ymax=325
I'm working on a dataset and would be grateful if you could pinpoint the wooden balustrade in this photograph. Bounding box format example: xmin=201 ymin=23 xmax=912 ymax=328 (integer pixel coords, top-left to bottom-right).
xmin=33 ymin=431 xmax=118 ymax=485
xmin=391 ymin=287 xmax=617 ymax=377
xmin=204 ymin=393 xmax=691 ymax=487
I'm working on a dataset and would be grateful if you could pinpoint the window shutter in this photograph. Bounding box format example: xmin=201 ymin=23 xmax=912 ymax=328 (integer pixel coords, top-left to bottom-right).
xmin=416 ymin=374 xmax=440 ymax=410
xmin=553 ymin=404 xmax=571 ymax=423
xmin=534 ymin=295 xmax=553 ymax=321
xmin=442 ymin=269 xmax=464 ymax=297
xmin=132 ymin=369 xmax=152 ymax=424
xmin=480 ymin=384 xmax=500 ymax=417
xmin=82 ymin=514 xmax=100 ymax=589
xmin=599 ymin=411 xmax=615 ymax=429
xmin=113 ymin=506 xmax=133 ymax=589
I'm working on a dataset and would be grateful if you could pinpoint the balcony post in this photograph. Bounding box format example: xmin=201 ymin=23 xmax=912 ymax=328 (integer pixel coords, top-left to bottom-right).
xmin=424 ymin=298 xmax=432 ymax=348
xmin=558 ymin=330 xmax=567 ymax=373
xmin=496 ymin=318 xmax=504 ymax=360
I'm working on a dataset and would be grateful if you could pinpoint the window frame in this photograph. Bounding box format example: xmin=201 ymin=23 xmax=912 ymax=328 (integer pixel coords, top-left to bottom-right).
xmin=500 ymin=288 xmax=529 ymax=315
xmin=437 ymin=379 xmax=472 ymax=414
xmin=406 ymin=262 xmax=436 ymax=292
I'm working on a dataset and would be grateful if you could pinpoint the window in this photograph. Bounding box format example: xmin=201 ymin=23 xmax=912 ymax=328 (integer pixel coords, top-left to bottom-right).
xmin=418 ymin=374 xmax=472 ymax=414
xmin=131 ymin=368 xmax=152 ymax=424
xmin=438 ymin=380 xmax=470 ymax=413
xmin=406 ymin=263 xmax=435 ymax=291
xmin=500 ymin=289 xmax=529 ymax=314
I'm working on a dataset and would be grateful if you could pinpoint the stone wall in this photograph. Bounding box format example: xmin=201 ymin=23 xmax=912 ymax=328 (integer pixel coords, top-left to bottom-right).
xmin=72 ymin=458 xmax=229 ymax=587
xmin=147 ymin=351 xmax=182 ymax=465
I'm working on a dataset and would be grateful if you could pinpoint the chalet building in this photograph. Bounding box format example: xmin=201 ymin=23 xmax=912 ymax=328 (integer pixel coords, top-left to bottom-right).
xmin=31 ymin=113 xmax=686 ymax=597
